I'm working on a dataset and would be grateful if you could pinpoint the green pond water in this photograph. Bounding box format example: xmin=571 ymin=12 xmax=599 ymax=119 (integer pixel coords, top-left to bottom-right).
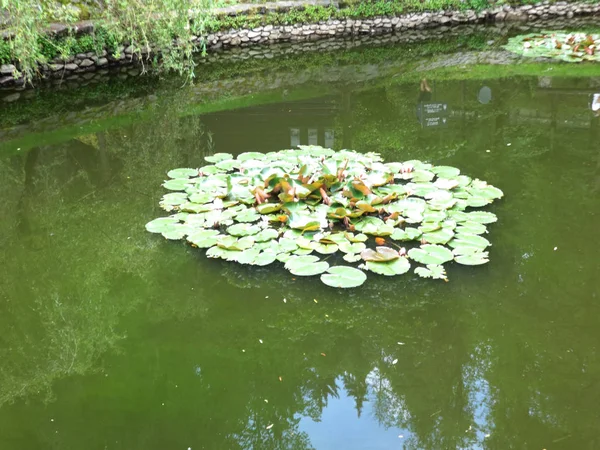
xmin=1 ymin=34 xmax=600 ymax=450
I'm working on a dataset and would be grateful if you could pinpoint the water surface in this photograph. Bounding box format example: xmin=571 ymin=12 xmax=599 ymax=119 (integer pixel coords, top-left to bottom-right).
xmin=1 ymin=37 xmax=600 ymax=450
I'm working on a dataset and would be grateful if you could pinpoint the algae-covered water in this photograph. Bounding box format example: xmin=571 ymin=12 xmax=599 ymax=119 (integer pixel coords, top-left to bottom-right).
xmin=0 ymin=31 xmax=599 ymax=450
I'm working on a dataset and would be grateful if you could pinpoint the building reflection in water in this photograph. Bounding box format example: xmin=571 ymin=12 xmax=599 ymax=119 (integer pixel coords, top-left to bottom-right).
xmin=290 ymin=127 xmax=335 ymax=148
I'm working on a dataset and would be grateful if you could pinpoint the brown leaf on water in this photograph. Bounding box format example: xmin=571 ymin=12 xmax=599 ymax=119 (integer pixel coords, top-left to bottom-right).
xmin=352 ymin=180 xmax=371 ymax=196
xmin=321 ymin=353 xmax=326 ymax=357
xmin=361 ymin=247 xmax=399 ymax=262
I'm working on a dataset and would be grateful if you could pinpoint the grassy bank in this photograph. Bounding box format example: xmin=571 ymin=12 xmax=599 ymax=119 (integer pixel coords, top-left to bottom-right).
xmin=1 ymin=0 xmax=597 ymax=82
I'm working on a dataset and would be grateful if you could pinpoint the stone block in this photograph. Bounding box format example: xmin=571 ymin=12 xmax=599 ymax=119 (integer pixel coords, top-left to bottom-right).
xmin=0 ymin=64 xmax=16 ymax=75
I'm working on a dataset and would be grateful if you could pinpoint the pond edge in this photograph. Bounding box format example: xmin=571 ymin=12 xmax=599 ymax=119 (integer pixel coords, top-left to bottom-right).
xmin=0 ymin=0 xmax=599 ymax=89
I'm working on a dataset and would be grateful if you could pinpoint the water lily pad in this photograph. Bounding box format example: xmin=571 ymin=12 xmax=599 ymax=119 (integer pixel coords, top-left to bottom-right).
xmin=237 ymin=248 xmax=261 ymax=265
xmin=204 ymin=153 xmax=234 ymax=163
xmin=164 ymin=178 xmax=191 ymax=191
xmin=235 ymin=208 xmax=261 ymax=223
xmin=456 ymin=221 xmax=487 ymax=235
xmin=288 ymin=261 xmax=330 ymax=276
xmin=343 ymin=253 xmax=363 ymax=263
xmin=419 ymin=222 xmax=441 ymax=233
xmin=338 ymin=242 xmax=367 ymax=254
xmin=422 ymin=228 xmax=454 ymax=245
xmin=187 ymin=229 xmax=220 ymax=248
xmin=216 ymin=159 xmax=241 ymax=171
xmin=364 ymin=258 xmax=411 ymax=276
xmin=256 ymin=203 xmax=282 ymax=214
xmin=422 ymin=210 xmax=447 ymax=222
xmin=468 ymin=185 xmax=504 ymax=200
xmin=254 ymin=228 xmax=279 ymax=242
xmin=408 ymin=245 xmax=454 ymax=265
xmin=238 ymin=249 xmax=278 ymax=266
xmin=227 ymin=223 xmax=261 ymax=237
xmin=433 ymin=178 xmax=460 ymax=190
xmin=354 ymin=217 xmax=394 ymax=236
xmin=411 ymin=170 xmax=435 ymax=182
xmin=314 ymin=243 xmax=339 ymax=255
xmin=390 ymin=227 xmax=422 ymax=241
xmin=276 ymin=253 xmax=292 ymax=263
xmin=293 ymin=248 xmax=314 ymax=256
xmin=277 ymin=238 xmax=298 ymax=253
xmin=284 ymin=255 xmax=320 ymax=270
xmin=238 ymin=152 xmax=266 ymax=161
xmin=448 ymin=233 xmax=490 ymax=250
xmin=321 ymin=266 xmax=367 ymax=288
xmin=161 ymin=192 xmax=189 ymax=206
xmin=414 ymin=264 xmax=448 ymax=281
xmin=346 ymin=233 xmax=369 ymax=243
xmin=145 ymin=217 xmax=179 ymax=233
xmin=454 ymin=211 xmax=497 ymax=224
xmin=431 ymin=166 xmax=460 ymax=178
xmin=407 ymin=182 xmax=438 ymax=197
xmin=162 ymin=224 xmax=192 ymax=240
xmin=466 ymin=196 xmax=492 ymax=208
xmin=454 ymin=252 xmax=489 ymax=265
xmin=188 ymin=192 xmax=212 ymax=204
xmin=167 ymin=168 xmax=198 ymax=179
xmin=180 ymin=202 xmax=214 ymax=213
xmin=288 ymin=214 xmax=322 ymax=232
xmin=206 ymin=245 xmax=226 ymax=259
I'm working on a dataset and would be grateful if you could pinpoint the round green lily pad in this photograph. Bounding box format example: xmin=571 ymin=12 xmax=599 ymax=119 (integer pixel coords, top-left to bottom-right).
xmin=320 ymin=266 xmax=367 ymax=288
xmin=454 ymin=252 xmax=489 ymax=265
xmin=408 ymin=245 xmax=454 ymax=265
xmin=145 ymin=217 xmax=179 ymax=233
xmin=204 ymin=153 xmax=234 ymax=163
xmin=167 ymin=168 xmax=198 ymax=179
xmin=288 ymin=261 xmax=330 ymax=276
xmin=364 ymin=258 xmax=411 ymax=276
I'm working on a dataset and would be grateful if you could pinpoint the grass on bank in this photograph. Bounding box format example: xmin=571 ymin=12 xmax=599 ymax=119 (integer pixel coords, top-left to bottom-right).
xmin=2 ymin=0 xmax=596 ymax=82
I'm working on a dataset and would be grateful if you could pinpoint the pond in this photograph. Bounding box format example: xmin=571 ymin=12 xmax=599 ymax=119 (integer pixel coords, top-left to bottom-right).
xmin=0 ymin=25 xmax=599 ymax=450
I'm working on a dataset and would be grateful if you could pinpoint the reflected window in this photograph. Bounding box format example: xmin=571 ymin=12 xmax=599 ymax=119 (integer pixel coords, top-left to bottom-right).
xmin=478 ymin=86 xmax=492 ymax=104
xmin=308 ymin=128 xmax=318 ymax=146
xmin=290 ymin=128 xmax=300 ymax=147
xmin=324 ymin=129 xmax=334 ymax=148
xmin=592 ymin=93 xmax=600 ymax=117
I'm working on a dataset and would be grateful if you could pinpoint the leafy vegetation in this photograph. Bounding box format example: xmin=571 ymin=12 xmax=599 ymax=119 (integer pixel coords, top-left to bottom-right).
xmin=1 ymin=0 xmax=590 ymax=82
xmin=0 ymin=0 xmax=218 ymax=81
xmin=505 ymin=31 xmax=600 ymax=62
xmin=146 ymin=147 xmax=503 ymax=287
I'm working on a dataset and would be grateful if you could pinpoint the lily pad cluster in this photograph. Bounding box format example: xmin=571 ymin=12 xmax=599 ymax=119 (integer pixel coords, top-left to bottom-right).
xmin=505 ymin=32 xmax=600 ymax=62
xmin=146 ymin=146 xmax=503 ymax=288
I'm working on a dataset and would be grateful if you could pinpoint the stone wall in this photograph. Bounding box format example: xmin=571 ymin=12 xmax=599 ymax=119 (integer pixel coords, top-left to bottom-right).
xmin=0 ymin=0 xmax=599 ymax=89
xmin=1 ymin=15 xmax=598 ymax=146
xmin=201 ymin=1 xmax=599 ymax=51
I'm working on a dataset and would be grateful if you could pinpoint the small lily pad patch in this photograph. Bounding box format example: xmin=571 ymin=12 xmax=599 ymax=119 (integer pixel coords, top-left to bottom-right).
xmin=146 ymin=146 xmax=504 ymax=287
xmin=504 ymin=32 xmax=600 ymax=62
